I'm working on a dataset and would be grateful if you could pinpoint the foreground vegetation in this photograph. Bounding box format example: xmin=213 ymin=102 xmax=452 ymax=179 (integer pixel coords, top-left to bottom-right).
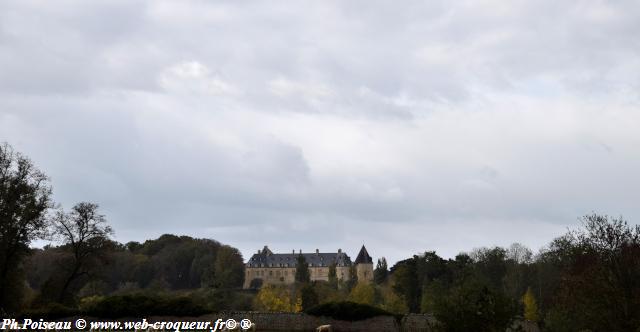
xmin=2 ymin=142 xmax=639 ymax=331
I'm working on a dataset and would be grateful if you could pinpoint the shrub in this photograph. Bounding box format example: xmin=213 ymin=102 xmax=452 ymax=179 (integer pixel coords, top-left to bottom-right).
xmin=78 ymin=295 xmax=105 ymax=312
xmin=305 ymin=301 xmax=394 ymax=321
xmin=83 ymin=294 xmax=208 ymax=318
xmin=192 ymin=289 xmax=255 ymax=312
xmin=20 ymin=303 xmax=78 ymax=319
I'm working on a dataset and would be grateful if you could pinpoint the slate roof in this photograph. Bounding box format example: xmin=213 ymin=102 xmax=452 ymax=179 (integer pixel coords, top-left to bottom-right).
xmin=246 ymin=246 xmax=352 ymax=268
xmin=354 ymin=245 xmax=373 ymax=264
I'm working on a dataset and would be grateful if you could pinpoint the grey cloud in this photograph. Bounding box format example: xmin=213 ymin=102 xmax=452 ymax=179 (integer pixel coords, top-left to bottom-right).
xmin=1 ymin=0 xmax=640 ymax=265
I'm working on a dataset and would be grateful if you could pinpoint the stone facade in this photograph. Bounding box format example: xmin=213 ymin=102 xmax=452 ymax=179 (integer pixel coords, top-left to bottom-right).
xmin=354 ymin=245 xmax=374 ymax=283
xmin=243 ymin=246 xmax=374 ymax=289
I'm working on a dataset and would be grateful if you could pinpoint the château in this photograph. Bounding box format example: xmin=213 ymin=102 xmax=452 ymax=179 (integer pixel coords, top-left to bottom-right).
xmin=243 ymin=245 xmax=374 ymax=289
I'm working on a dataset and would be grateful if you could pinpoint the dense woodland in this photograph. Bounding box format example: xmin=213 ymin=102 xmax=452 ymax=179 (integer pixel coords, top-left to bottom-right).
xmin=26 ymin=234 xmax=245 ymax=304
xmin=2 ymin=142 xmax=639 ymax=331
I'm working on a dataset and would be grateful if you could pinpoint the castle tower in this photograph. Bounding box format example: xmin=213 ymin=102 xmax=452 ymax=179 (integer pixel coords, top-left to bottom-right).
xmin=354 ymin=245 xmax=374 ymax=283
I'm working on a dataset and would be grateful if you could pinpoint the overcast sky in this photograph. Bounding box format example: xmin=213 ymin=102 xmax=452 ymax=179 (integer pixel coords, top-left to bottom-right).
xmin=1 ymin=0 xmax=639 ymax=265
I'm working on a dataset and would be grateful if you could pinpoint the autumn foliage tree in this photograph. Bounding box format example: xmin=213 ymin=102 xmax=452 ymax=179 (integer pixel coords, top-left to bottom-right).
xmin=254 ymin=285 xmax=293 ymax=312
xmin=522 ymin=287 xmax=538 ymax=322
xmin=348 ymin=282 xmax=376 ymax=305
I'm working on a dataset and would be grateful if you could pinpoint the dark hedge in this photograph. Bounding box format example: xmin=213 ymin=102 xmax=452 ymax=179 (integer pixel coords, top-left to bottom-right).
xmin=305 ymin=301 xmax=395 ymax=321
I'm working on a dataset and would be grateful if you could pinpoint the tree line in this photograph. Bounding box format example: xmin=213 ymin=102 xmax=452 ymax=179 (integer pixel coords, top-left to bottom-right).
xmin=255 ymin=215 xmax=640 ymax=331
xmin=381 ymin=214 xmax=640 ymax=331
xmin=0 ymin=142 xmax=245 ymax=315
xmin=2 ymin=142 xmax=639 ymax=331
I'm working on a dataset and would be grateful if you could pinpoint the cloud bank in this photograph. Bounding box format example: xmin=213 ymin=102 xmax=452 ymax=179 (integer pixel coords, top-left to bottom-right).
xmin=1 ymin=0 xmax=639 ymax=264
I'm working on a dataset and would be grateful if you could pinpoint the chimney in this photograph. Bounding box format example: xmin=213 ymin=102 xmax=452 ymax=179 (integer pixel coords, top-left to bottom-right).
xmin=316 ymin=249 xmax=319 ymax=254
xmin=299 ymin=249 xmax=302 ymax=254
xmin=338 ymin=248 xmax=342 ymax=253
xmin=292 ymin=249 xmax=295 ymax=254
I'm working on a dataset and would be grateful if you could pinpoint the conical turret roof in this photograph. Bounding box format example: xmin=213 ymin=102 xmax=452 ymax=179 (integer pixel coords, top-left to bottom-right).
xmin=354 ymin=245 xmax=373 ymax=264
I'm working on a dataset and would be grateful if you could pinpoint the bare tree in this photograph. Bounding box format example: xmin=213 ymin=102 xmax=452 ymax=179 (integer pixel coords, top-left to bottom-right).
xmin=53 ymin=202 xmax=113 ymax=302
xmin=507 ymin=243 xmax=533 ymax=264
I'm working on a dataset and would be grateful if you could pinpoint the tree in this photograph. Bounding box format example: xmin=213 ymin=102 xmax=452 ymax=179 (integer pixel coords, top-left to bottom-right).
xmin=248 ymin=278 xmax=263 ymax=289
xmin=311 ymin=281 xmax=344 ymax=304
xmin=433 ymin=279 xmax=516 ymax=332
xmin=421 ymin=280 xmax=446 ymax=313
xmin=471 ymin=246 xmax=508 ymax=290
xmin=254 ymin=285 xmax=293 ymax=312
xmin=507 ymin=243 xmax=533 ymax=264
xmin=379 ymin=284 xmax=408 ymax=314
xmin=523 ymin=287 xmax=538 ymax=322
xmin=300 ymin=283 xmax=319 ymax=310
xmin=348 ymin=282 xmax=376 ymax=305
xmin=295 ymin=254 xmax=310 ymax=283
xmin=328 ymin=262 xmax=337 ymax=287
xmin=391 ymin=258 xmax=419 ymax=312
xmin=346 ymin=265 xmax=358 ymax=291
xmin=0 ymin=143 xmax=52 ymax=312
xmin=374 ymin=257 xmax=388 ymax=284
xmin=546 ymin=214 xmax=640 ymax=331
xmin=53 ymin=202 xmax=113 ymax=303
xmin=503 ymin=244 xmax=534 ymax=306
xmin=212 ymin=245 xmax=245 ymax=289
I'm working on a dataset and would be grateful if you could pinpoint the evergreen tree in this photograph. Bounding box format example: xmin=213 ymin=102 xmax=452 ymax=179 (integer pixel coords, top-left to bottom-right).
xmin=295 ymin=254 xmax=310 ymax=283
xmin=300 ymin=283 xmax=319 ymax=310
xmin=374 ymin=257 xmax=388 ymax=284
xmin=328 ymin=262 xmax=337 ymax=288
xmin=346 ymin=265 xmax=358 ymax=291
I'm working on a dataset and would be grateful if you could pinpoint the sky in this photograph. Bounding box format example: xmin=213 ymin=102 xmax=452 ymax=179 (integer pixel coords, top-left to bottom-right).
xmin=1 ymin=0 xmax=639 ymax=265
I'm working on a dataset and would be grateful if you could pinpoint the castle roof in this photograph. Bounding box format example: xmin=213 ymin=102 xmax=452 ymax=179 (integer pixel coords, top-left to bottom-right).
xmin=246 ymin=246 xmax=352 ymax=268
xmin=354 ymin=245 xmax=373 ymax=264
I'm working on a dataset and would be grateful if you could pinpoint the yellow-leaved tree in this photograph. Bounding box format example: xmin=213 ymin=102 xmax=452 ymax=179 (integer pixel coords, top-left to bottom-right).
xmin=379 ymin=285 xmax=408 ymax=314
xmin=348 ymin=282 xmax=376 ymax=305
xmin=523 ymin=287 xmax=539 ymax=322
xmin=294 ymin=297 xmax=303 ymax=312
xmin=254 ymin=285 xmax=293 ymax=312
